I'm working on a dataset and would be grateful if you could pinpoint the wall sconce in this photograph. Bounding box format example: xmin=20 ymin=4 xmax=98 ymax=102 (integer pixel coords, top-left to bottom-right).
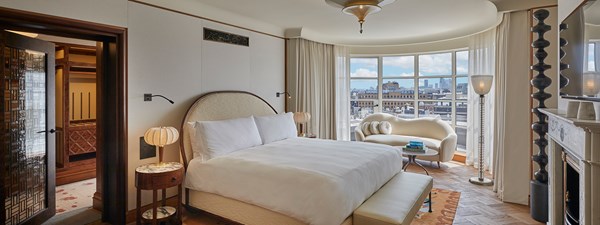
xmin=276 ymin=92 xmax=291 ymax=99
xmin=144 ymin=93 xmax=175 ymax=104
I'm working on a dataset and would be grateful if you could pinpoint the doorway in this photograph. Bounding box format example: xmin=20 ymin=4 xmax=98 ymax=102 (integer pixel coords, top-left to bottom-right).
xmin=0 ymin=7 xmax=127 ymax=225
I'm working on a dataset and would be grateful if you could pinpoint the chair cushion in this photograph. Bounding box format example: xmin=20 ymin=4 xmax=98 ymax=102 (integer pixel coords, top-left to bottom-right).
xmin=379 ymin=121 xmax=392 ymax=135
xmin=364 ymin=135 xmax=441 ymax=150
xmin=361 ymin=122 xmax=372 ymax=136
xmin=370 ymin=121 xmax=380 ymax=135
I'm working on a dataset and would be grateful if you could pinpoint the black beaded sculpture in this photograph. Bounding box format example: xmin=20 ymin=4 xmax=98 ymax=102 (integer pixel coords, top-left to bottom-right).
xmin=559 ymin=23 xmax=570 ymax=95
xmin=530 ymin=9 xmax=551 ymax=223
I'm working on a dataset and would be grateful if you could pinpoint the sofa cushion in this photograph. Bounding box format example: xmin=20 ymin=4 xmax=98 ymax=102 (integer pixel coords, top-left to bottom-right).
xmin=370 ymin=121 xmax=380 ymax=135
xmin=364 ymin=135 xmax=441 ymax=150
xmin=379 ymin=121 xmax=392 ymax=135
xmin=361 ymin=122 xmax=372 ymax=136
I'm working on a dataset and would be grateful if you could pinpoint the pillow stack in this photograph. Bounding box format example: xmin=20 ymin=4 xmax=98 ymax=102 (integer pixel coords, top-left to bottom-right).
xmin=188 ymin=112 xmax=298 ymax=161
xmin=361 ymin=121 xmax=392 ymax=136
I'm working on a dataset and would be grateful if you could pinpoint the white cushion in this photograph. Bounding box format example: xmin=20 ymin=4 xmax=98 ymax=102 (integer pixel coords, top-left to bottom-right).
xmin=190 ymin=116 xmax=262 ymax=161
xmin=253 ymin=112 xmax=297 ymax=144
xmin=370 ymin=121 xmax=380 ymax=135
xmin=379 ymin=121 xmax=392 ymax=135
xmin=361 ymin=122 xmax=372 ymax=136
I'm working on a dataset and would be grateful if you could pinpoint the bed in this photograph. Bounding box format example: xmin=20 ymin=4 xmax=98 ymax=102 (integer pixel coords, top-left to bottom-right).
xmin=179 ymin=91 xmax=403 ymax=225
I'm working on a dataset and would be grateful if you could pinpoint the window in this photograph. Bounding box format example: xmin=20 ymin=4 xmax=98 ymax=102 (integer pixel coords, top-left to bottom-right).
xmin=350 ymin=50 xmax=468 ymax=151
xmin=589 ymin=42 xmax=596 ymax=71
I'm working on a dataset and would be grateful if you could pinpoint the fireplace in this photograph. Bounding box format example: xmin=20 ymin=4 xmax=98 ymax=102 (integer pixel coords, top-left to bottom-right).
xmin=563 ymin=152 xmax=579 ymax=225
xmin=542 ymin=108 xmax=600 ymax=225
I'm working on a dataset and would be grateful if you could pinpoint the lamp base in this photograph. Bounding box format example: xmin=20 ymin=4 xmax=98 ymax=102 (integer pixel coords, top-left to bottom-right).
xmin=469 ymin=177 xmax=494 ymax=186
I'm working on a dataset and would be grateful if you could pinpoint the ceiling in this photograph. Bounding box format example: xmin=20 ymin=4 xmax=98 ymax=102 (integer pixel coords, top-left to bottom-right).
xmin=193 ymin=0 xmax=499 ymax=46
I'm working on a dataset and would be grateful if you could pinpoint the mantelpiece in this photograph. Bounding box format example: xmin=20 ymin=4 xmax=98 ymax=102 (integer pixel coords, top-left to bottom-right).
xmin=540 ymin=108 xmax=600 ymax=225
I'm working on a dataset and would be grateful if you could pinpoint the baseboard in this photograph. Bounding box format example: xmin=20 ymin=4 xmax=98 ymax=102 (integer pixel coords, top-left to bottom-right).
xmin=126 ymin=196 xmax=179 ymax=224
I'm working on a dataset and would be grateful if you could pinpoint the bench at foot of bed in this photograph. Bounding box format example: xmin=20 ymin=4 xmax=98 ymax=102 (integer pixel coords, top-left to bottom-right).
xmin=353 ymin=172 xmax=433 ymax=225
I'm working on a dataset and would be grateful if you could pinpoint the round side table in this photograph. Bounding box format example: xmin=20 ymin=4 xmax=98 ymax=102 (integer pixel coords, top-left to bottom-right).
xmin=401 ymin=148 xmax=439 ymax=175
xmin=135 ymin=162 xmax=184 ymax=225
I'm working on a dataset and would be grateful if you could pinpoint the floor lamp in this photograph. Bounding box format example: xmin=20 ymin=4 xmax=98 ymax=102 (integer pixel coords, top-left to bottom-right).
xmin=469 ymin=74 xmax=494 ymax=186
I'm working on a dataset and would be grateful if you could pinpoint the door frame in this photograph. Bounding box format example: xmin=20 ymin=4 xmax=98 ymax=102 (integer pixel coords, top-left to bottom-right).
xmin=0 ymin=6 xmax=128 ymax=225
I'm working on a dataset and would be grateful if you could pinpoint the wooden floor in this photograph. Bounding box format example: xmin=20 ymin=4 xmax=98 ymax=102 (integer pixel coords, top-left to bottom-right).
xmin=182 ymin=160 xmax=544 ymax=225
xmin=411 ymin=160 xmax=544 ymax=225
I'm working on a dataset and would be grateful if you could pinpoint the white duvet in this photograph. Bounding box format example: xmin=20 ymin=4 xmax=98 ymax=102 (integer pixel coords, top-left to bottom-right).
xmin=185 ymin=138 xmax=403 ymax=225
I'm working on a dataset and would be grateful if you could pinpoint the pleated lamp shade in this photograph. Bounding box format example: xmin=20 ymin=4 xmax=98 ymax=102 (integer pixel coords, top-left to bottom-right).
xmin=293 ymin=112 xmax=311 ymax=123
xmin=144 ymin=126 xmax=179 ymax=147
xmin=470 ymin=75 xmax=494 ymax=95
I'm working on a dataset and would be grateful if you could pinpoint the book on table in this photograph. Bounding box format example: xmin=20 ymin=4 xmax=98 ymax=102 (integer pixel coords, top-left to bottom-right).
xmin=403 ymin=146 xmax=427 ymax=153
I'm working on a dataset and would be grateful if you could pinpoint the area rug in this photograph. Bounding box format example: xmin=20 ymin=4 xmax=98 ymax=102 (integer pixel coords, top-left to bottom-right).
xmin=56 ymin=178 xmax=96 ymax=214
xmin=412 ymin=188 xmax=461 ymax=225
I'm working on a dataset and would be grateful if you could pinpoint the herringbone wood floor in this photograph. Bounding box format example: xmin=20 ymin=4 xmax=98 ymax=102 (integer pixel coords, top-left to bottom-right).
xmin=409 ymin=160 xmax=544 ymax=225
xmin=182 ymin=160 xmax=544 ymax=225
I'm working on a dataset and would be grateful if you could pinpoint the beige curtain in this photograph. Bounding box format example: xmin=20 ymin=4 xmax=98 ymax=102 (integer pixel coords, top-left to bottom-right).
xmin=492 ymin=11 xmax=531 ymax=205
xmin=286 ymin=38 xmax=336 ymax=139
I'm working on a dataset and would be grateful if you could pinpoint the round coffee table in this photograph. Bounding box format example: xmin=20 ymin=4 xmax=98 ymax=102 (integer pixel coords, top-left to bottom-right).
xmin=401 ymin=148 xmax=439 ymax=175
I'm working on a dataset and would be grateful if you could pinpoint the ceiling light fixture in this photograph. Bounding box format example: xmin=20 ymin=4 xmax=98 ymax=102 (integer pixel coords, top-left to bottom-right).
xmin=326 ymin=0 xmax=395 ymax=33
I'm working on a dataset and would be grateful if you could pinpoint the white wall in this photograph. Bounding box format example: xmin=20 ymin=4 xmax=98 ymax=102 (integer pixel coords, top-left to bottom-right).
xmin=127 ymin=2 xmax=284 ymax=209
xmin=0 ymin=0 xmax=127 ymax=27
xmin=0 ymin=0 xmax=285 ymax=211
xmin=348 ymin=36 xmax=469 ymax=55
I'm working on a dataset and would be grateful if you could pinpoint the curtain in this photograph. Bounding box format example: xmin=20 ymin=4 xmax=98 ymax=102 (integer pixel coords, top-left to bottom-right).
xmin=595 ymin=41 xmax=600 ymax=73
xmin=334 ymin=46 xmax=350 ymax=140
xmin=466 ymin=28 xmax=496 ymax=172
xmin=286 ymin=38 xmax=337 ymax=139
xmin=492 ymin=10 xmax=531 ymax=205
xmin=492 ymin=12 xmax=510 ymax=200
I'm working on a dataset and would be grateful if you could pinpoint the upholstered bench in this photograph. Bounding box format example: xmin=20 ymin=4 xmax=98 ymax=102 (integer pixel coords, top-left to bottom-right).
xmin=353 ymin=172 xmax=433 ymax=225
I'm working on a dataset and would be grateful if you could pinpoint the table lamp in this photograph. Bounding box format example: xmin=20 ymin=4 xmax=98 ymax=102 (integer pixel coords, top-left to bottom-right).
xmin=293 ymin=112 xmax=311 ymax=137
xmin=144 ymin=126 xmax=179 ymax=166
xmin=583 ymin=71 xmax=600 ymax=97
xmin=470 ymin=75 xmax=494 ymax=186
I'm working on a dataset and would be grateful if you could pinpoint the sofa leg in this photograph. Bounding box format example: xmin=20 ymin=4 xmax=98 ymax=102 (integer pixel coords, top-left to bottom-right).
xmin=437 ymin=161 xmax=441 ymax=168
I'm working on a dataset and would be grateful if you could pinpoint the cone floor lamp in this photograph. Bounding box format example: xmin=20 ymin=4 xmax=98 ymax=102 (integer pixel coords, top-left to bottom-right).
xmin=469 ymin=75 xmax=494 ymax=186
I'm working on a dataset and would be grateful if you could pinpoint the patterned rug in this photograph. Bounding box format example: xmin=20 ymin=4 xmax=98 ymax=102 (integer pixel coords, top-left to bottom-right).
xmin=412 ymin=188 xmax=461 ymax=225
xmin=56 ymin=178 xmax=96 ymax=214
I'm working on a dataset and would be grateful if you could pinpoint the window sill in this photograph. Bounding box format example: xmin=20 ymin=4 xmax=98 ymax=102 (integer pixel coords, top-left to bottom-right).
xmin=452 ymin=151 xmax=466 ymax=163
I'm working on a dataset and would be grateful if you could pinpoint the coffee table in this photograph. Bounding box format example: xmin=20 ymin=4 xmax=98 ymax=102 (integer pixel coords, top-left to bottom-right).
xmin=401 ymin=148 xmax=439 ymax=175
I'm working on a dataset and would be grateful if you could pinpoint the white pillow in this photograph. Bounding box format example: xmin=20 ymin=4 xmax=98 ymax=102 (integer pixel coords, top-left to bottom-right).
xmin=190 ymin=116 xmax=262 ymax=161
xmin=254 ymin=112 xmax=297 ymax=144
xmin=379 ymin=121 xmax=392 ymax=135
xmin=361 ymin=122 xmax=372 ymax=136
xmin=370 ymin=121 xmax=380 ymax=135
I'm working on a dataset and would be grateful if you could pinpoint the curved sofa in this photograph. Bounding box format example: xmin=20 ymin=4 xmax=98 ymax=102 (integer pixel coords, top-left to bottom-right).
xmin=355 ymin=113 xmax=457 ymax=165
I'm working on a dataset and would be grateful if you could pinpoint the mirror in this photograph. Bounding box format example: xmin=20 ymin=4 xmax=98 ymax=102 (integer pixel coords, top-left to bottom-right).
xmin=561 ymin=0 xmax=600 ymax=101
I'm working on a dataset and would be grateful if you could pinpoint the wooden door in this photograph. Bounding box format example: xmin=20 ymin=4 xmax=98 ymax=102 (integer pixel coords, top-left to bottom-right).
xmin=0 ymin=31 xmax=56 ymax=225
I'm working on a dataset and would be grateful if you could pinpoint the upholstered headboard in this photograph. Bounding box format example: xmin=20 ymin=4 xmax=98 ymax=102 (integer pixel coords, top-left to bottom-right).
xmin=179 ymin=91 xmax=278 ymax=169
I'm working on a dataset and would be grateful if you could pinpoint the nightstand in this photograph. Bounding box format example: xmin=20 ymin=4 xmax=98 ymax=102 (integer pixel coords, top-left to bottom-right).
xmin=135 ymin=162 xmax=184 ymax=225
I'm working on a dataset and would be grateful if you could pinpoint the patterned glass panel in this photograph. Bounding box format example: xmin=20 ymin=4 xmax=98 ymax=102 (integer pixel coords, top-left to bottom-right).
xmin=2 ymin=47 xmax=47 ymax=225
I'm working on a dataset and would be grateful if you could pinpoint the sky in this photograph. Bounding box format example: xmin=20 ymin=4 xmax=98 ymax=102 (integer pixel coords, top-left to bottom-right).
xmin=350 ymin=51 xmax=469 ymax=90
xmin=589 ymin=43 xmax=596 ymax=71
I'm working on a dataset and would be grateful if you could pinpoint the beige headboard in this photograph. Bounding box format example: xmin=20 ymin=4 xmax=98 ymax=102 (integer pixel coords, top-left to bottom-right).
xmin=179 ymin=91 xmax=278 ymax=170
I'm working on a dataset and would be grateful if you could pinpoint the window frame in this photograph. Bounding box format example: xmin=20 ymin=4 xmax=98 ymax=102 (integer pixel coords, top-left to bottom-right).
xmin=350 ymin=49 xmax=468 ymax=151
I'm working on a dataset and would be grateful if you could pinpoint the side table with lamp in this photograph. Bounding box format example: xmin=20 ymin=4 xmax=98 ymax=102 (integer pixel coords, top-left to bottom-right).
xmin=136 ymin=126 xmax=183 ymax=225
xmin=294 ymin=112 xmax=314 ymax=137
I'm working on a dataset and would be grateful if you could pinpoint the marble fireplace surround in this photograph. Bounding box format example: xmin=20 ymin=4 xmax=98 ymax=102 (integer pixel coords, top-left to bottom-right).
xmin=540 ymin=109 xmax=600 ymax=225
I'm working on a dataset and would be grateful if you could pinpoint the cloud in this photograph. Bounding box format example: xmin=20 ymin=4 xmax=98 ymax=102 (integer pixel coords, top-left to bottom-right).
xmin=351 ymin=68 xmax=377 ymax=77
xmin=350 ymin=58 xmax=378 ymax=67
xmin=419 ymin=53 xmax=452 ymax=75
xmin=383 ymin=56 xmax=414 ymax=68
